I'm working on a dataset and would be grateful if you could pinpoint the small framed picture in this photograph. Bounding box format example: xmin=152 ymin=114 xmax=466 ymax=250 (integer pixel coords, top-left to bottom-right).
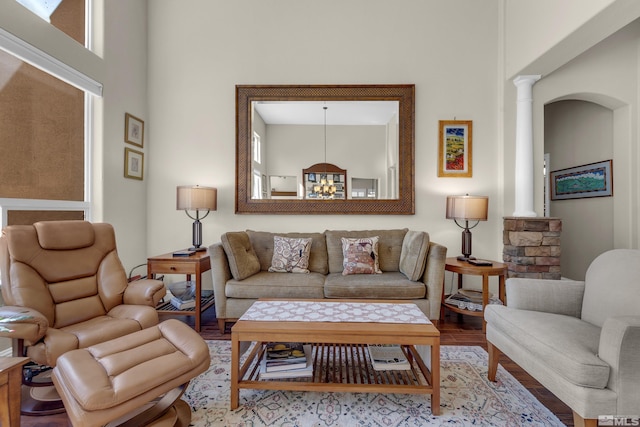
xmin=124 ymin=147 xmax=144 ymax=180
xmin=550 ymin=160 xmax=613 ymax=200
xmin=125 ymin=113 xmax=144 ymax=147
xmin=438 ymin=120 xmax=472 ymax=177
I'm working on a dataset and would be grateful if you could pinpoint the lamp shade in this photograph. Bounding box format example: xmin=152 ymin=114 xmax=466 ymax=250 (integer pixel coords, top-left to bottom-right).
xmin=446 ymin=195 xmax=488 ymax=221
xmin=176 ymin=185 xmax=217 ymax=211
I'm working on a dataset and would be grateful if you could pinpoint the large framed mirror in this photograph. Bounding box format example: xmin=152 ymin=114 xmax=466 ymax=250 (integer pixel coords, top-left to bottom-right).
xmin=236 ymin=84 xmax=415 ymax=214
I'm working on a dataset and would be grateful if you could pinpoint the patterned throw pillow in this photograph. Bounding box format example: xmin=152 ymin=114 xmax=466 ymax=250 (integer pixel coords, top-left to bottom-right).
xmin=268 ymin=236 xmax=312 ymax=273
xmin=341 ymin=236 xmax=382 ymax=275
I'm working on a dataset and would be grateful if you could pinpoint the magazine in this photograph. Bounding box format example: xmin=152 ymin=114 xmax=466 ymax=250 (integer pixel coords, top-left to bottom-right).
xmin=367 ymin=344 xmax=411 ymax=370
xmin=265 ymin=342 xmax=307 ymax=372
xmin=259 ymin=344 xmax=313 ymax=379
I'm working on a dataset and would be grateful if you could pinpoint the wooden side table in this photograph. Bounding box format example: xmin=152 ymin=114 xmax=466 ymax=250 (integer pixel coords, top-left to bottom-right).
xmin=0 ymin=357 xmax=29 ymax=427
xmin=147 ymin=250 xmax=214 ymax=332
xmin=441 ymin=257 xmax=507 ymax=331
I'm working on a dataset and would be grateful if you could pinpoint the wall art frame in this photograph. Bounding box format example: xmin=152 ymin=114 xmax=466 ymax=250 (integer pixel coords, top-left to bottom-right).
xmin=124 ymin=147 xmax=144 ymax=180
xmin=125 ymin=113 xmax=144 ymax=147
xmin=550 ymin=159 xmax=613 ymax=200
xmin=236 ymin=84 xmax=415 ymax=215
xmin=438 ymin=120 xmax=472 ymax=177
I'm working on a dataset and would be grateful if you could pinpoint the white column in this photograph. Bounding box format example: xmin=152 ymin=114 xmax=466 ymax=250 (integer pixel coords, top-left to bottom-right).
xmin=513 ymin=75 xmax=541 ymax=217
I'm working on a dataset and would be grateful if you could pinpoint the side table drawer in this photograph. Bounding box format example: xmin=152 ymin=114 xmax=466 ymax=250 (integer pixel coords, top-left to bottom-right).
xmin=150 ymin=262 xmax=194 ymax=274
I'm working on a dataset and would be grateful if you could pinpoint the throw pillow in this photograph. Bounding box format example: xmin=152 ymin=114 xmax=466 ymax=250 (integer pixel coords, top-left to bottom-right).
xmin=221 ymin=231 xmax=261 ymax=280
xmin=399 ymin=230 xmax=430 ymax=281
xmin=341 ymin=236 xmax=382 ymax=275
xmin=268 ymin=236 xmax=312 ymax=273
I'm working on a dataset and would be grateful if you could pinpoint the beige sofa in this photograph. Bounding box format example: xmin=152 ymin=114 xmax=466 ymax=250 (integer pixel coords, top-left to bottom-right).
xmin=209 ymin=229 xmax=447 ymax=331
xmin=485 ymin=249 xmax=640 ymax=426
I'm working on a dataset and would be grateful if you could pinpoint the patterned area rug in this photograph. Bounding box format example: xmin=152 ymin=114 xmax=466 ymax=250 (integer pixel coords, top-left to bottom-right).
xmin=183 ymin=341 xmax=564 ymax=427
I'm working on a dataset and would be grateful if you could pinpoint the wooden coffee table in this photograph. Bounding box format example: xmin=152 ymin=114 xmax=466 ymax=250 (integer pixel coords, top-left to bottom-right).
xmin=230 ymin=299 xmax=440 ymax=415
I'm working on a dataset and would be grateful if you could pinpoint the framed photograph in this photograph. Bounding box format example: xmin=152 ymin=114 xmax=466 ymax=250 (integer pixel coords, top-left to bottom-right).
xmin=124 ymin=147 xmax=144 ymax=180
xmin=438 ymin=120 xmax=473 ymax=177
xmin=125 ymin=113 xmax=144 ymax=147
xmin=550 ymin=160 xmax=613 ymax=200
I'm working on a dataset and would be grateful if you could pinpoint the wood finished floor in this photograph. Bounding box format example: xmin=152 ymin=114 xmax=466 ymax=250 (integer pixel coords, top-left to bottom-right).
xmin=20 ymin=308 xmax=573 ymax=426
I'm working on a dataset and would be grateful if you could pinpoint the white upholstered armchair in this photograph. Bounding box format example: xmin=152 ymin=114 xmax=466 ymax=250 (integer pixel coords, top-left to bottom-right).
xmin=484 ymin=249 xmax=640 ymax=427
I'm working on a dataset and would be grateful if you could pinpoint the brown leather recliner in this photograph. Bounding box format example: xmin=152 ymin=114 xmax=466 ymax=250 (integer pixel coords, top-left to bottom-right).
xmin=0 ymin=220 xmax=166 ymax=414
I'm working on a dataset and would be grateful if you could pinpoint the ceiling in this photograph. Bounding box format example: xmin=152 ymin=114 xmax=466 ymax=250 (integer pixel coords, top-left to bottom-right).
xmin=253 ymin=101 xmax=399 ymax=126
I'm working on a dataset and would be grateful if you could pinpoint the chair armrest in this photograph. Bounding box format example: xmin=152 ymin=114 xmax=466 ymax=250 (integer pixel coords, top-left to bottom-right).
xmin=598 ymin=316 xmax=640 ymax=414
xmin=422 ymin=241 xmax=447 ymax=320
xmin=209 ymin=242 xmax=233 ymax=319
xmin=506 ymin=278 xmax=585 ymax=317
xmin=123 ymin=279 xmax=166 ymax=306
xmin=0 ymin=306 xmax=48 ymax=343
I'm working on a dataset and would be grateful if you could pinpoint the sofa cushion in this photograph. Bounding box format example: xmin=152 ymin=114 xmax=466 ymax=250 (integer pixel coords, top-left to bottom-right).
xmin=268 ymin=236 xmax=312 ymax=273
xmin=341 ymin=237 xmax=382 ymax=275
xmin=485 ymin=305 xmax=609 ymax=389
xmin=326 ymin=229 xmax=408 ymax=274
xmin=247 ymin=230 xmax=328 ymax=274
xmin=221 ymin=232 xmax=261 ymax=280
xmin=225 ymin=271 xmax=325 ymax=299
xmin=399 ymin=230 xmax=430 ymax=281
xmin=325 ymin=272 xmax=426 ymax=299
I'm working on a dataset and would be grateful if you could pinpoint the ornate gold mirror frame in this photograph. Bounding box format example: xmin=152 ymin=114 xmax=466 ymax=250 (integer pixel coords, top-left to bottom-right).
xmin=236 ymin=84 xmax=415 ymax=214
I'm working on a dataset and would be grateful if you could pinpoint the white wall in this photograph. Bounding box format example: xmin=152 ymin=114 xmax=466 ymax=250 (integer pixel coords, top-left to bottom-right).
xmin=99 ymin=0 xmax=149 ymax=272
xmin=504 ymin=0 xmax=640 ymax=78
xmin=545 ymin=101 xmax=614 ymax=280
xmin=265 ymin=124 xmax=387 ymax=198
xmin=532 ymin=21 xmax=640 ymax=254
xmin=146 ymin=0 xmax=502 ymax=268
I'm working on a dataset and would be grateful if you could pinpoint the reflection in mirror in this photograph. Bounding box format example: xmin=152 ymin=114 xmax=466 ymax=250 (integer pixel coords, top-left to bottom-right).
xmin=251 ymin=101 xmax=398 ymax=201
xmin=269 ymin=175 xmax=297 ymax=198
xmin=236 ymin=85 xmax=415 ymax=214
xmin=352 ymin=178 xmax=378 ymax=199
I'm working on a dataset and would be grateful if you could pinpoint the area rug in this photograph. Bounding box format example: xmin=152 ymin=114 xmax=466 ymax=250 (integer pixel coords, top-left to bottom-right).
xmin=182 ymin=341 xmax=564 ymax=427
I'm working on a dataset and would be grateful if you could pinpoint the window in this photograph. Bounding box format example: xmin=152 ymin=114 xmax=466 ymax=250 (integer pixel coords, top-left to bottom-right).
xmin=252 ymin=131 xmax=261 ymax=164
xmin=0 ymin=0 xmax=98 ymax=227
xmin=16 ymin=0 xmax=85 ymax=45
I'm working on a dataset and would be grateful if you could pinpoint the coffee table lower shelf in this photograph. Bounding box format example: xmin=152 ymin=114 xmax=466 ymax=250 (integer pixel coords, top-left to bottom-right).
xmin=237 ymin=342 xmax=435 ymax=396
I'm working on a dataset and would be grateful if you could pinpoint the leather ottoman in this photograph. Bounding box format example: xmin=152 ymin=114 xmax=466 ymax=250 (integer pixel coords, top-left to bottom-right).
xmin=52 ymin=319 xmax=210 ymax=427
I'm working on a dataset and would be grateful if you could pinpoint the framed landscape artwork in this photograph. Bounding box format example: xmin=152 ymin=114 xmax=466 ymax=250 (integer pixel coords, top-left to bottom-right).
xmin=550 ymin=159 xmax=613 ymax=200
xmin=438 ymin=120 xmax=472 ymax=177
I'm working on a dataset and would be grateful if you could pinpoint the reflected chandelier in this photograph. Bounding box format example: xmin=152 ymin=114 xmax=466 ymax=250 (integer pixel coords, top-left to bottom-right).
xmin=313 ymin=106 xmax=337 ymax=199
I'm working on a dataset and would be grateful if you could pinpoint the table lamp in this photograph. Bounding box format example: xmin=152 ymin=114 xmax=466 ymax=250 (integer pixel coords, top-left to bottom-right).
xmin=446 ymin=194 xmax=489 ymax=261
xmin=176 ymin=185 xmax=217 ymax=251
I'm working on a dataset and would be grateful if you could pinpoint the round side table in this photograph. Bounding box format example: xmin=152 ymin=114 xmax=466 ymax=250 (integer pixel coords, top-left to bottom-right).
xmin=441 ymin=257 xmax=507 ymax=331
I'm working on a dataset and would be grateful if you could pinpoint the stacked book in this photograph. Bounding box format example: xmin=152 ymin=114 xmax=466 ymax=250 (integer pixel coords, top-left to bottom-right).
xmin=367 ymin=344 xmax=411 ymax=370
xmin=170 ymin=296 xmax=195 ymax=309
xmin=259 ymin=342 xmax=313 ymax=379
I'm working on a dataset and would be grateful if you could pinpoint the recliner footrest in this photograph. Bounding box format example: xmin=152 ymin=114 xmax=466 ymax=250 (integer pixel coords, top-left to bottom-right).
xmin=52 ymin=319 xmax=210 ymax=427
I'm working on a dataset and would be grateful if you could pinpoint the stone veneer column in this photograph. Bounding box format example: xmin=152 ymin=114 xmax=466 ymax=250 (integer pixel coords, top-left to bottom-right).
xmin=503 ymin=217 xmax=562 ymax=279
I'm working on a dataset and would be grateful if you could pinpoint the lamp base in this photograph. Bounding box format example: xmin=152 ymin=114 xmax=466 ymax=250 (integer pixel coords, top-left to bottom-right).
xmin=457 ymin=255 xmax=476 ymax=261
xmin=189 ymin=246 xmax=207 ymax=252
